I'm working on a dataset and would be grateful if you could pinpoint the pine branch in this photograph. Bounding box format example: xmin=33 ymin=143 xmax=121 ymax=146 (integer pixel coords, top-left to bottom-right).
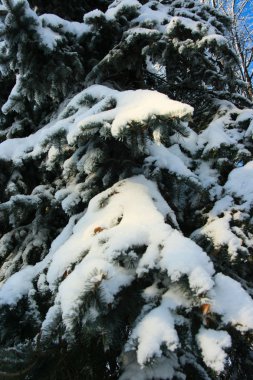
xmin=0 ymin=360 xmax=37 ymax=378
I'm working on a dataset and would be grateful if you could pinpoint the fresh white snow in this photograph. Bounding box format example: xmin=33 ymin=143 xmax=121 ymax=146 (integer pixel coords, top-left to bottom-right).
xmin=197 ymin=327 xmax=231 ymax=373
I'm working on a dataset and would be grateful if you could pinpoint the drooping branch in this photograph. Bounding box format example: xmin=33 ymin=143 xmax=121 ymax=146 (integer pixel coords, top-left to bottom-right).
xmin=0 ymin=360 xmax=37 ymax=378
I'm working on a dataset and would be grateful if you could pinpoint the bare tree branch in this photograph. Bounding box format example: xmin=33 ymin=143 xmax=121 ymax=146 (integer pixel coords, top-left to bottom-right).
xmin=203 ymin=0 xmax=253 ymax=100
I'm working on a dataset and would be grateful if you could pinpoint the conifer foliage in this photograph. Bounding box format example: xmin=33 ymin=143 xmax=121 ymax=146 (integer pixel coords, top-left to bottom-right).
xmin=0 ymin=1 xmax=253 ymax=379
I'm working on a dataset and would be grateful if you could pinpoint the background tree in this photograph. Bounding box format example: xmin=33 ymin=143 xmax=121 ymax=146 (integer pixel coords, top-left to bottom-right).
xmin=202 ymin=0 xmax=253 ymax=101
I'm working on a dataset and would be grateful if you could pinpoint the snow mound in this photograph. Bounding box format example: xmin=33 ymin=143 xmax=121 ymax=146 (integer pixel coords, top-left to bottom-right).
xmin=225 ymin=161 xmax=253 ymax=205
xmin=197 ymin=327 xmax=231 ymax=373
xmin=211 ymin=273 xmax=253 ymax=331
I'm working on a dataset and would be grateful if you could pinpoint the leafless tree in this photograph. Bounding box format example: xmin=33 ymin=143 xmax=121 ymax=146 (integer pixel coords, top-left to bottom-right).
xmin=202 ymin=0 xmax=253 ymax=101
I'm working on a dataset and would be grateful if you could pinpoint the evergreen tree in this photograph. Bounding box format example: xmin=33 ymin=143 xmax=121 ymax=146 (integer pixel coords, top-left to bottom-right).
xmin=0 ymin=1 xmax=253 ymax=379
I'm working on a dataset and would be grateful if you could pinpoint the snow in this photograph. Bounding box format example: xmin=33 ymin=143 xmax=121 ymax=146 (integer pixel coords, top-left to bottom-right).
xmin=0 ymin=1 xmax=252 ymax=372
xmin=59 ymin=259 xmax=133 ymax=331
xmin=195 ymin=160 xmax=253 ymax=259
xmin=0 ymin=265 xmax=34 ymax=305
xmin=46 ymin=176 xmax=172 ymax=287
xmin=170 ymin=127 xmax=198 ymax=155
xmin=166 ymin=16 xmax=203 ymax=35
xmin=188 ymin=266 xmax=214 ymax=295
xmin=168 ymin=143 xmax=191 ymax=167
xmin=26 ymin=174 xmax=214 ymax=336
xmin=42 ymin=176 xmax=177 ymax=330
xmin=135 ymin=2 xmax=171 ymax=33
xmin=162 ymin=286 xmax=191 ymax=310
xmin=198 ymin=213 xmax=243 ymax=258
xmin=159 ymin=230 xmax=214 ymax=289
xmin=209 ymin=196 xmax=234 ymax=217
xmin=0 ymin=214 xmax=82 ymax=305
xmin=197 ymin=327 xmax=231 ymax=373
xmin=1 ymin=74 xmax=22 ymax=115
xmin=129 ymin=305 xmax=179 ymax=366
xmin=0 ymin=117 xmax=68 ymax=163
xmin=0 ymin=85 xmax=193 ymax=163
xmin=72 ymin=87 xmax=193 ymax=142
xmin=40 ymin=13 xmax=90 ymax=39
xmin=41 ymin=302 xmax=61 ymax=339
xmin=245 ymin=119 xmax=253 ymax=138
xmin=195 ymin=161 xmax=219 ymax=189
xmin=197 ymin=101 xmax=253 ymax=158
xmin=145 ymin=141 xmax=197 ymax=181
xmin=124 ymin=27 xmax=160 ymax=43
xmin=146 ymin=56 xmax=166 ymax=79
xmin=236 ymin=109 xmax=253 ymax=124
xmin=225 ymin=161 xmax=253 ymax=205
xmin=55 ymin=183 xmax=85 ymax=214
xmin=198 ymin=116 xmax=236 ymax=155
xmin=106 ymin=0 xmax=141 ymax=20
xmin=210 ymin=273 xmax=253 ymax=331
xmin=2 ymin=2 xmax=90 ymax=54
xmin=37 ymin=26 xmax=62 ymax=50
xmin=83 ymin=10 xmax=105 ymax=22
xmin=193 ymin=161 xmax=253 ymax=258
xmin=199 ymin=34 xmax=228 ymax=47
xmin=119 ymin=352 xmax=179 ymax=380
xmin=126 ymin=286 xmax=190 ymax=367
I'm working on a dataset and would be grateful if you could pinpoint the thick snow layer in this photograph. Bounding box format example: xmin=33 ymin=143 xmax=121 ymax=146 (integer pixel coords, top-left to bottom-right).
xmin=210 ymin=273 xmax=253 ymax=331
xmin=225 ymin=161 xmax=253 ymax=205
xmin=0 ymin=173 xmax=215 ymax=335
xmin=37 ymin=25 xmax=62 ymax=50
xmin=198 ymin=116 xmax=237 ymax=154
xmin=0 ymin=265 xmax=34 ymax=305
xmin=0 ymin=85 xmax=193 ymax=163
xmin=129 ymin=305 xmax=179 ymax=366
xmin=188 ymin=266 xmax=214 ymax=295
xmin=45 ymin=176 xmax=177 ymax=330
xmin=40 ymin=13 xmax=90 ymax=38
xmin=0 ymin=119 xmax=64 ymax=162
xmin=47 ymin=176 xmax=173 ymax=285
xmin=158 ymin=231 xmax=214 ymax=291
xmin=43 ymin=176 xmax=213 ymax=334
xmin=197 ymin=327 xmax=231 ymax=373
xmin=0 ymin=174 xmax=207 ymax=338
xmin=72 ymin=87 xmax=193 ymax=142
xmin=199 ymin=213 xmax=243 ymax=258
xmin=145 ymin=141 xmax=198 ymax=181
xmin=126 ymin=286 xmax=189 ymax=367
